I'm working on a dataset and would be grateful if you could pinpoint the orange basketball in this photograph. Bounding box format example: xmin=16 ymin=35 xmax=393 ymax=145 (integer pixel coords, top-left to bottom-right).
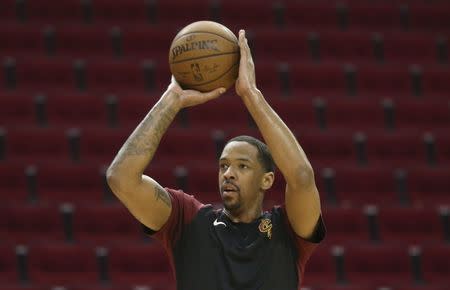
xmin=169 ymin=21 xmax=240 ymax=92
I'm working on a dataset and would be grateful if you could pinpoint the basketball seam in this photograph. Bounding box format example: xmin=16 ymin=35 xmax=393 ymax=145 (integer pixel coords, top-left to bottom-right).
xmin=170 ymin=51 xmax=239 ymax=65
xmin=180 ymin=62 xmax=239 ymax=88
xmin=173 ymin=31 xmax=238 ymax=44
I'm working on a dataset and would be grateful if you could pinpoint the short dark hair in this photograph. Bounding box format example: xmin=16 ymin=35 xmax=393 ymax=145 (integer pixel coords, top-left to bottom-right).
xmin=224 ymin=135 xmax=275 ymax=173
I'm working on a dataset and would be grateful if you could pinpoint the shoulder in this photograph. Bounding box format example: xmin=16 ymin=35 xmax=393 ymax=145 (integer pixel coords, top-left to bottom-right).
xmin=270 ymin=205 xmax=326 ymax=244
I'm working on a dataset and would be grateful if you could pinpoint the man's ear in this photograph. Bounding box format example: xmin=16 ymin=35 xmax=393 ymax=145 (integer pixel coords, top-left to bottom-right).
xmin=261 ymin=172 xmax=275 ymax=191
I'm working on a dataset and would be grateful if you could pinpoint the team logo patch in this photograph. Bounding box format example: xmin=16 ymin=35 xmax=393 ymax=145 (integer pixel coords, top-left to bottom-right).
xmin=258 ymin=218 xmax=272 ymax=239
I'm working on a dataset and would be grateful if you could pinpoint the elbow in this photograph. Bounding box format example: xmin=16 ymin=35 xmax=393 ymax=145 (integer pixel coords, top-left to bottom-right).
xmin=106 ymin=166 xmax=120 ymax=192
xmin=106 ymin=165 xmax=128 ymax=196
xmin=291 ymin=163 xmax=316 ymax=189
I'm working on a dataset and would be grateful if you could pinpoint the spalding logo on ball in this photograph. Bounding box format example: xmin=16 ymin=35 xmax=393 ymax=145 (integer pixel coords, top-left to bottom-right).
xmin=169 ymin=21 xmax=240 ymax=92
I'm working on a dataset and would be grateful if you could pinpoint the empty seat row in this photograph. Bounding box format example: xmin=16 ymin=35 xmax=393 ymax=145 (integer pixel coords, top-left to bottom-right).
xmin=1 ymin=161 xmax=449 ymax=206
xmin=0 ymin=204 xmax=143 ymax=244
xmin=1 ymin=24 xmax=448 ymax=65
xmin=1 ymin=242 xmax=448 ymax=288
xmin=252 ymin=29 xmax=448 ymax=64
xmin=3 ymin=58 xmax=450 ymax=98
xmin=1 ymin=203 xmax=448 ymax=245
xmin=323 ymin=206 xmax=449 ymax=244
xmin=2 ymin=0 xmax=450 ymax=32
xmin=304 ymin=243 xmax=450 ymax=287
xmin=1 ymin=127 xmax=448 ymax=167
xmin=0 ymin=242 xmax=172 ymax=287
xmin=1 ymin=93 xmax=449 ymax=131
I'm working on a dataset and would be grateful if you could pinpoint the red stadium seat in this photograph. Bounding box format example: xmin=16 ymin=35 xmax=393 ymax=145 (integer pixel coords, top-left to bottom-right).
xmin=318 ymin=30 xmax=374 ymax=63
xmin=434 ymin=129 xmax=450 ymax=165
xmin=153 ymin=0 xmax=211 ymax=29
xmin=121 ymin=25 xmax=176 ymax=61
xmin=252 ymin=29 xmax=311 ymax=63
xmin=90 ymin=0 xmax=149 ymax=25
xmin=422 ymin=65 xmax=450 ymax=99
xmin=383 ymin=31 xmax=437 ymax=64
xmin=408 ymin=166 xmax=450 ymax=207
xmin=356 ymin=63 xmax=411 ymax=98
xmin=378 ymin=207 xmax=443 ymax=244
xmin=24 ymin=0 xmax=85 ymax=24
xmin=13 ymin=57 xmax=74 ymax=93
xmin=0 ymin=0 xmax=16 ymax=22
xmin=5 ymin=127 xmax=70 ymax=163
xmin=344 ymin=244 xmax=412 ymax=285
xmin=284 ymin=3 xmax=339 ymax=30
xmin=0 ymin=162 xmax=28 ymax=203
xmin=270 ymin=98 xmax=316 ymax=131
xmin=395 ymin=99 xmax=450 ymax=131
xmin=220 ymin=0 xmax=276 ymax=32
xmin=46 ymin=94 xmax=108 ymax=128
xmin=80 ymin=127 xmax=217 ymax=167
xmin=85 ymin=59 xmax=146 ymax=94
xmin=28 ymin=243 xmax=98 ymax=285
xmin=0 ymin=25 xmax=44 ymax=58
xmin=157 ymin=128 xmax=218 ymax=166
xmin=109 ymin=243 xmax=172 ymax=285
xmin=346 ymin=3 xmax=402 ymax=30
xmin=409 ymin=3 xmax=450 ymax=32
xmin=34 ymin=163 xmax=105 ymax=204
xmin=291 ymin=62 xmax=347 ymax=98
xmin=0 ymin=244 xmax=17 ymax=284
xmin=327 ymin=166 xmax=397 ymax=207
xmin=253 ymin=61 xmax=282 ymax=97
xmin=295 ymin=130 xmax=355 ymax=168
xmin=52 ymin=25 xmax=113 ymax=59
xmin=322 ymin=207 xmax=368 ymax=244
xmin=302 ymin=245 xmax=335 ymax=286
xmin=365 ymin=130 xmax=424 ymax=167
xmin=0 ymin=205 xmax=64 ymax=243
xmin=117 ymin=94 xmax=161 ymax=128
xmin=421 ymin=244 xmax=450 ymax=285
xmin=0 ymin=94 xmax=35 ymax=127
xmin=325 ymin=98 xmax=384 ymax=130
xmin=73 ymin=204 xmax=142 ymax=244
xmin=184 ymin=96 xmax=250 ymax=130
xmin=79 ymin=127 xmax=128 ymax=165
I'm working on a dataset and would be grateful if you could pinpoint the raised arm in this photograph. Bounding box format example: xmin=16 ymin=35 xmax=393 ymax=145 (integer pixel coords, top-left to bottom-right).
xmin=236 ymin=30 xmax=321 ymax=239
xmin=106 ymin=78 xmax=225 ymax=231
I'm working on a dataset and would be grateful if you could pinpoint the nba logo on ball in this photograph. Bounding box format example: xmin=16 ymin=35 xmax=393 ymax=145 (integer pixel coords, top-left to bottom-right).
xmin=169 ymin=21 xmax=240 ymax=92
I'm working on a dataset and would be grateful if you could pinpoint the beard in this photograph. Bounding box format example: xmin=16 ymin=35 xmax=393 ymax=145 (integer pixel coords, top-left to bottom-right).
xmin=221 ymin=190 xmax=242 ymax=212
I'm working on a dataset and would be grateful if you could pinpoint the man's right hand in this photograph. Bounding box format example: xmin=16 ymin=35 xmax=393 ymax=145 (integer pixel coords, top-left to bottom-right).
xmin=167 ymin=76 xmax=226 ymax=109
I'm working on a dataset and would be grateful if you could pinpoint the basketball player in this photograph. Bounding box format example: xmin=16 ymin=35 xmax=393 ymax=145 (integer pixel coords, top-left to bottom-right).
xmin=107 ymin=30 xmax=325 ymax=290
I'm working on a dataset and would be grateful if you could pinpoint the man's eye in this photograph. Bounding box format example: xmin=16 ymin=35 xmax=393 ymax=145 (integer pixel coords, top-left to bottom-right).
xmin=239 ymin=164 xmax=248 ymax=169
xmin=220 ymin=164 xmax=228 ymax=170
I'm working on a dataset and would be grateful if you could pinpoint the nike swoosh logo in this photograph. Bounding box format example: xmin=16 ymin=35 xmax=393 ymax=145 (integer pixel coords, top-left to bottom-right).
xmin=213 ymin=218 xmax=226 ymax=227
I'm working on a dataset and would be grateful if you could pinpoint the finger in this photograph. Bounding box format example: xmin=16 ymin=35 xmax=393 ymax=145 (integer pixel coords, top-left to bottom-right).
xmin=171 ymin=75 xmax=180 ymax=85
xmin=238 ymin=30 xmax=252 ymax=60
xmin=200 ymin=87 xmax=226 ymax=102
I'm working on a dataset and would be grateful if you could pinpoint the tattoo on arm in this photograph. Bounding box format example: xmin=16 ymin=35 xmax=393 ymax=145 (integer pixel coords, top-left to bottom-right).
xmin=110 ymin=98 xmax=178 ymax=169
xmin=154 ymin=185 xmax=172 ymax=208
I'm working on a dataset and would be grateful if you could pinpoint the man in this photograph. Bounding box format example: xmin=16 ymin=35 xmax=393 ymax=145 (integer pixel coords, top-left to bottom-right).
xmin=107 ymin=30 xmax=325 ymax=290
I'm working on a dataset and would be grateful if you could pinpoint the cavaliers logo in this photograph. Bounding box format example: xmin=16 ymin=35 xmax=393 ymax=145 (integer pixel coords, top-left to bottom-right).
xmin=258 ymin=218 xmax=272 ymax=239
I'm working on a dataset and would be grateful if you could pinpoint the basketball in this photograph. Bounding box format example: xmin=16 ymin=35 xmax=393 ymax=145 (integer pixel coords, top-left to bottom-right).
xmin=168 ymin=21 xmax=240 ymax=92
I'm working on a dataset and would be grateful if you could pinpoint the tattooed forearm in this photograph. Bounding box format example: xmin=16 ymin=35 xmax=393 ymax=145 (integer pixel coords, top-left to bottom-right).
xmin=109 ymin=94 xmax=179 ymax=172
xmin=154 ymin=185 xmax=172 ymax=207
xmin=124 ymin=99 xmax=176 ymax=156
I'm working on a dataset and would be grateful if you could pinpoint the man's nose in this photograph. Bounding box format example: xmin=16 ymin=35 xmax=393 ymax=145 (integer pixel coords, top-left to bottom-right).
xmin=223 ymin=166 xmax=235 ymax=179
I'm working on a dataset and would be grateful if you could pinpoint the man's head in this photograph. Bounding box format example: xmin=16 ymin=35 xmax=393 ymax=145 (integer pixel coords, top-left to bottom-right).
xmin=218 ymin=136 xmax=275 ymax=215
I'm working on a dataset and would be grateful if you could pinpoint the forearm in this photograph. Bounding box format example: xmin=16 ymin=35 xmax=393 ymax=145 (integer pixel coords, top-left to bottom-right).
xmin=107 ymin=91 xmax=181 ymax=188
xmin=242 ymin=89 xmax=313 ymax=187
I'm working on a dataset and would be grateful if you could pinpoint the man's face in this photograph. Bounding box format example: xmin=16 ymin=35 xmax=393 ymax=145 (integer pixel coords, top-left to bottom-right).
xmin=218 ymin=141 xmax=266 ymax=212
